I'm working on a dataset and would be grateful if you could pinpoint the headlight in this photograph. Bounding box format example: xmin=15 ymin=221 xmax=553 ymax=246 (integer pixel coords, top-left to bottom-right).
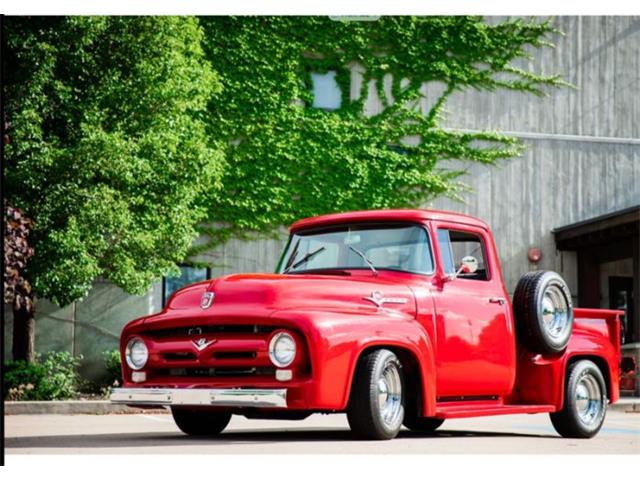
xmin=269 ymin=332 xmax=297 ymax=368
xmin=125 ymin=337 xmax=148 ymax=370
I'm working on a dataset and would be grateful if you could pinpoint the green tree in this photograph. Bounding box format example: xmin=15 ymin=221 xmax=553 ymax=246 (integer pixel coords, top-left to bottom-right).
xmin=4 ymin=17 xmax=224 ymax=361
xmin=196 ymin=16 xmax=565 ymax=247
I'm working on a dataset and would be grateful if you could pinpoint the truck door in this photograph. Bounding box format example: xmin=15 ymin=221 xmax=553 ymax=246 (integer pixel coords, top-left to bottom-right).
xmin=431 ymin=224 xmax=516 ymax=397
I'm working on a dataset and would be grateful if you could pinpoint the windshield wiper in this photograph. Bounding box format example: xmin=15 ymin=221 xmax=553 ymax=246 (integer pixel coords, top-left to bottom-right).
xmin=283 ymin=246 xmax=326 ymax=273
xmin=349 ymin=246 xmax=378 ymax=276
xmin=282 ymin=239 xmax=301 ymax=273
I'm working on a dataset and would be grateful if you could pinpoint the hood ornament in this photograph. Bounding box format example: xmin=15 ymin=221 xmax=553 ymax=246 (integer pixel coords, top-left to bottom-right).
xmin=200 ymin=292 xmax=215 ymax=309
xmin=193 ymin=338 xmax=216 ymax=351
xmin=363 ymin=290 xmax=408 ymax=308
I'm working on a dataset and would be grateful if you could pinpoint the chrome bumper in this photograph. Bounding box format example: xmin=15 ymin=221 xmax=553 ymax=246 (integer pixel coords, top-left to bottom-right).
xmin=110 ymin=388 xmax=287 ymax=408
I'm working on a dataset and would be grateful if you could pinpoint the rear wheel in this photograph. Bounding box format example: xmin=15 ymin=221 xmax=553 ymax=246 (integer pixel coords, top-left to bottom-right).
xmin=549 ymin=360 xmax=607 ymax=438
xmin=347 ymin=349 xmax=405 ymax=440
xmin=171 ymin=408 xmax=232 ymax=436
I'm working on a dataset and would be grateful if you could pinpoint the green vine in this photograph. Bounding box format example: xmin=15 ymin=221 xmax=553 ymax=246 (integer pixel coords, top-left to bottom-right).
xmin=193 ymin=16 xmax=567 ymax=261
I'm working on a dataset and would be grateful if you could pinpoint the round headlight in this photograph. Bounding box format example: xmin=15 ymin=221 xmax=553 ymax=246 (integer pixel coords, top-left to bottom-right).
xmin=125 ymin=337 xmax=148 ymax=370
xmin=269 ymin=332 xmax=297 ymax=368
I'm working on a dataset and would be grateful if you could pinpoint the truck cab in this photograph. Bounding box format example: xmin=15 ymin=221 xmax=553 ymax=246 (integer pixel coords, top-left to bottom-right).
xmin=112 ymin=209 xmax=622 ymax=440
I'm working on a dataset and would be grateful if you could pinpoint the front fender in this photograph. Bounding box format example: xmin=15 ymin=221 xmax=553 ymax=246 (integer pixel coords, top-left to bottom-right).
xmin=270 ymin=308 xmax=435 ymax=413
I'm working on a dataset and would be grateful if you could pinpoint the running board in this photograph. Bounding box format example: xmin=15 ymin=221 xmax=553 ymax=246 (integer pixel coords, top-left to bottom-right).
xmin=435 ymin=400 xmax=555 ymax=419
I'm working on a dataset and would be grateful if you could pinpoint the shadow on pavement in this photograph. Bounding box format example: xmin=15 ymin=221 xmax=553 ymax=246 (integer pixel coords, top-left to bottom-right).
xmin=6 ymin=427 xmax=559 ymax=451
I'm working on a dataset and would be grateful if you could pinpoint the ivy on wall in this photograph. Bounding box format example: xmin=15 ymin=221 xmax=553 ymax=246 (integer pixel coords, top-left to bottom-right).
xmin=194 ymin=16 xmax=566 ymax=255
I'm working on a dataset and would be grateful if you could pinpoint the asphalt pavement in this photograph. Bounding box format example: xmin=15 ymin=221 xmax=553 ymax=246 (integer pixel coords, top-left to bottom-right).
xmin=5 ymin=409 xmax=639 ymax=455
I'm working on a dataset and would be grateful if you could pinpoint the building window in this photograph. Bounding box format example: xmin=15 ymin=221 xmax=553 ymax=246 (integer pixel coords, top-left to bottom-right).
xmin=162 ymin=265 xmax=211 ymax=306
xmin=311 ymin=71 xmax=342 ymax=110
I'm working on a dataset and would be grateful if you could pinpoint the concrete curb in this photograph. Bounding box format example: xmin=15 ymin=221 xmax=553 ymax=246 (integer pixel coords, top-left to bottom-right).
xmin=4 ymin=400 xmax=168 ymax=415
xmin=610 ymin=398 xmax=640 ymax=413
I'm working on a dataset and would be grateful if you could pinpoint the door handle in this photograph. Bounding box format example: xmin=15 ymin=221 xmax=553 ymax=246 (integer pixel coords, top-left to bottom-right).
xmin=489 ymin=297 xmax=505 ymax=305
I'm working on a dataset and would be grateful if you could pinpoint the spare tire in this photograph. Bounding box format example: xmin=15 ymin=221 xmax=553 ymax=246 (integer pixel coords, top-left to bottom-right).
xmin=513 ymin=270 xmax=574 ymax=354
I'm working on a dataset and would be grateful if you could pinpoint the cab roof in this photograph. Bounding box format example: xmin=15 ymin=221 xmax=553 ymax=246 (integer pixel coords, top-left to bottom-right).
xmin=290 ymin=209 xmax=490 ymax=233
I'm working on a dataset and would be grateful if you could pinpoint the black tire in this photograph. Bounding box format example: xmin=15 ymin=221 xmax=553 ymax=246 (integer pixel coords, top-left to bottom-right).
xmin=171 ymin=408 xmax=232 ymax=436
xmin=347 ymin=349 xmax=405 ymax=440
xmin=550 ymin=360 xmax=607 ymax=439
xmin=513 ymin=270 xmax=574 ymax=354
xmin=403 ymin=416 xmax=444 ymax=433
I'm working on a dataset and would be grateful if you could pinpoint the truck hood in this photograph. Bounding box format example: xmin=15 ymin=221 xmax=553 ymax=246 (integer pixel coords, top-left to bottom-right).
xmin=143 ymin=273 xmax=416 ymax=329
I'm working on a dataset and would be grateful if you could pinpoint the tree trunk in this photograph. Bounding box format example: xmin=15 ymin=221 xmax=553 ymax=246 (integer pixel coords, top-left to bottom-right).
xmin=12 ymin=299 xmax=36 ymax=362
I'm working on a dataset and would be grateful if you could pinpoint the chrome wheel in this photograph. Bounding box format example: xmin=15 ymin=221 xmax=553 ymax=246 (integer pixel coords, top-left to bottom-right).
xmin=540 ymin=284 xmax=571 ymax=341
xmin=575 ymin=372 xmax=603 ymax=426
xmin=550 ymin=360 xmax=606 ymax=439
xmin=347 ymin=349 xmax=405 ymax=440
xmin=376 ymin=359 xmax=403 ymax=430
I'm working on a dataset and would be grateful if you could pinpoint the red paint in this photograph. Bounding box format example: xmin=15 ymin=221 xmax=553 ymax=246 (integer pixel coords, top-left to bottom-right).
xmin=119 ymin=209 xmax=621 ymax=418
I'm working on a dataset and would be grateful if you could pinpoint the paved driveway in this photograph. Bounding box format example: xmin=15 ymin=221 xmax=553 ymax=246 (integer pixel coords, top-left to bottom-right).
xmin=5 ymin=410 xmax=639 ymax=454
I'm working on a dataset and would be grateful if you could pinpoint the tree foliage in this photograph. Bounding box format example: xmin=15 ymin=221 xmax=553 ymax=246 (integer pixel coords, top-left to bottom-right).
xmin=4 ymin=17 xmax=224 ymax=306
xmin=196 ymin=16 xmax=565 ymax=249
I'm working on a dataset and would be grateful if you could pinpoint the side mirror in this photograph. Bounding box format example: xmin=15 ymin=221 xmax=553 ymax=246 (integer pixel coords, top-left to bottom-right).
xmin=444 ymin=255 xmax=479 ymax=282
xmin=457 ymin=255 xmax=478 ymax=275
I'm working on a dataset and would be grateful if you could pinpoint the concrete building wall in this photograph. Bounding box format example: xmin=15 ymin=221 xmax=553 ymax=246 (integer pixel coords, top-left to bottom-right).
xmin=445 ymin=16 xmax=640 ymax=139
xmin=4 ymin=16 xmax=639 ymax=382
xmin=3 ymin=282 xmax=162 ymax=383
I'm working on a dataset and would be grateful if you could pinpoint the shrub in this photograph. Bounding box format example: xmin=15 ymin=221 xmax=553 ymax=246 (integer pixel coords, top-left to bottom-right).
xmin=3 ymin=351 xmax=82 ymax=400
xmin=103 ymin=349 xmax=123 ymax=388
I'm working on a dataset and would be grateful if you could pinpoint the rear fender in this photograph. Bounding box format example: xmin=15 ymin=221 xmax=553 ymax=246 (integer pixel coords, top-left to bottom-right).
xmin=511 ymin=309 xmax=621 ymax=409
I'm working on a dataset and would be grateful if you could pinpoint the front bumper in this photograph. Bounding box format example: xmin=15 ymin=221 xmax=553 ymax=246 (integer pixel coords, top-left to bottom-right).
xmin=110 ymin=387 xmax=287 ymax=408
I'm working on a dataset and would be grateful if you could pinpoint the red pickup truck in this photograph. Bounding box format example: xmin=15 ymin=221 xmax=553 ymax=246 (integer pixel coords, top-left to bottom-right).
xmin=111 ymin=209 xmax=622 ymax=440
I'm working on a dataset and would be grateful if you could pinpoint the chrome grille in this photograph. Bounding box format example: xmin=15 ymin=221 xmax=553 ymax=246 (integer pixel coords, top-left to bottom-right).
xmin=146 ymin=324 xmax=277 ymax=338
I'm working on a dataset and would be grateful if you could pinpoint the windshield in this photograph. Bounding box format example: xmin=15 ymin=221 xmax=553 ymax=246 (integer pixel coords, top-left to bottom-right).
xmin=277 ymin=223 xmax=434 ymax=275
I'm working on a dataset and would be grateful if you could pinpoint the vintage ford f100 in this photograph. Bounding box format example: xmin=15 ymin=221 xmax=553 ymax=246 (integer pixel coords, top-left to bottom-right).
xmin=111 ymin=209 xmax=622 ymax=440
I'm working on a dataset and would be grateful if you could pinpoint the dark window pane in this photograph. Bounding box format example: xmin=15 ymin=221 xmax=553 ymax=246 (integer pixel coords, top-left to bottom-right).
xmin=311 ymin=71 xmax=341 ymax=110
xmin=163 ymin=266 xmax=209 ymax=305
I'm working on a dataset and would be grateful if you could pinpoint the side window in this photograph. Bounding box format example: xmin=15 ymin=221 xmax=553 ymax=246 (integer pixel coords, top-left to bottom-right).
xmin=437 ymin=229 xmax=455 ymax=274
xmin=437 ymin=229 xmax=489 ymax=281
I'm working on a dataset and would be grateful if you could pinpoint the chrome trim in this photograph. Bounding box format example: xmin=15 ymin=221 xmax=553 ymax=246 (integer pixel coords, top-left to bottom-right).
xmin=125 ymin=337 xmax=148 ymax=371
xmin=540 ymin=283 xmax=571 ymax=341
xmin=575 ymin=373 xmax=603 ymax=425
xmin=269 ymin=332 xmax=296 ymax=368
xmin=110 ymin=387 xmax=287 ymax=408
xmin=377 ymin=357 xmax=403 ymax=430
xmin=200 ymin=292 xmax=215 ymax=309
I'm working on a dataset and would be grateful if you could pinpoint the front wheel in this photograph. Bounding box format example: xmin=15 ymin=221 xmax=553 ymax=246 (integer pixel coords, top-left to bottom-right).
xmin=549 ymin=360 xmax=607 ymax=438
xmin=347 ymin=349 xmax=405 ymax=440
xmin=171 ymin=408 xmax=232 ymax=436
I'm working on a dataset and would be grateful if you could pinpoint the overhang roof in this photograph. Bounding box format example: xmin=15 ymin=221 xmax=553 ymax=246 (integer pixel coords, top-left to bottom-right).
xmin=553 ymin=205 xmax=639 ymax=250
